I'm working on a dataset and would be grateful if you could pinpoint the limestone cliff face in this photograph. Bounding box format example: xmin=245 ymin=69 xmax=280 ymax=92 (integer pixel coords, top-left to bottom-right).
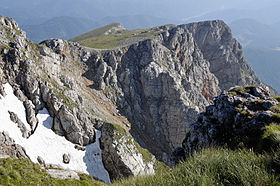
xmin=182 ymin=20 xmax=261 ymax=90
xmin=71 ymin=20 xmax=261 ymax=160
xmin=0 ymin=14 xmax=262 ymax=176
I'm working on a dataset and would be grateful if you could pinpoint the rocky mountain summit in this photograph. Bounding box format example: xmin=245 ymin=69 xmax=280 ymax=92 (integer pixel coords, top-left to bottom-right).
xmin=175 ymin=85 xmax=280 ymax=162
xmin=0 ymin=15 xmax=263 ymax=182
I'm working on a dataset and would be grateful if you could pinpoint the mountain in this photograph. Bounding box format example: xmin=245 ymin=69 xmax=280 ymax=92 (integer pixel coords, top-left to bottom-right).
xmin=0 ymin=16 xmax=263 ymax=183
xmin=22 ymin=16 xmax=97 ymax=43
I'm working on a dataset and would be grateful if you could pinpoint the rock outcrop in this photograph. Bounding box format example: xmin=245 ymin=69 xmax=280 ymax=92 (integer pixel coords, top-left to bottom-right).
xmin=100 ymin=123 xmax=155 ymax=180
xmin=175 ymin=85 xmax=280 ymax=162
xmin=47 ymin=169 xmax=80 ymax=180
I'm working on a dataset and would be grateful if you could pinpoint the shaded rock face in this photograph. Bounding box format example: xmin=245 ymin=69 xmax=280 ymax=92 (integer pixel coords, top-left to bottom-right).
xmin=178 ymin=86 xmax=279 ymax=161
xmin=182 ymin=20 xmax=261 ymax=91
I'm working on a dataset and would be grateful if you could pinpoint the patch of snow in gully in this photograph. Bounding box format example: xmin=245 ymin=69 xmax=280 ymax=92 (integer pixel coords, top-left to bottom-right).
xmin=0 ymin=83 xmax=110 ymax=183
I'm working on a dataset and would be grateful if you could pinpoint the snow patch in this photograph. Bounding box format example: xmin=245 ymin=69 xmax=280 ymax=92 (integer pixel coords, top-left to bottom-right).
xmin=0 ymin=83 xmax=110 ymax=183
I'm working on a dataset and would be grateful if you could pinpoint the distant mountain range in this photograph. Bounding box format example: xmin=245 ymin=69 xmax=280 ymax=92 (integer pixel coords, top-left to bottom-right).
xmin=21 ymin=15 xmax=174 ymax=43
xmin=228 ymin=19 xmax=280 ymax=92
xmin=22 ymin=17 xmax=97 ymax=43
xmin=230 ymin=19 xmax=280 ymax=48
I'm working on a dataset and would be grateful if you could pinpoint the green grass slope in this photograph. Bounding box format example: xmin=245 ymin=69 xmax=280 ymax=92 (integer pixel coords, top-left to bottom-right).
xmin=70 ymin=24 xmax=172 ymax=49
xmin=70 ymin=22 xmax=123 ymax=43
xmin=0 ymin=158 xmax=103 ymax=185
xmin=2 ymin=148 xmax=280 ymax=185
xmin=115 ymin=148 xmax=279 ymax=186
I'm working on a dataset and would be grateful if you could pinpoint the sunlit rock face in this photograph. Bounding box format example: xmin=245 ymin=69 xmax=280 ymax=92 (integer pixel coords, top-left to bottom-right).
xmin=0 ymin=16 xmax=157 ymax=182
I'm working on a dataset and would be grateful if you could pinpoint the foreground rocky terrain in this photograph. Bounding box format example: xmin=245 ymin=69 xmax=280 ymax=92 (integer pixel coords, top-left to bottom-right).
xmin=0 ymin=15 xmax=264 ymax=182
xmin=174 ymin=85 xmax=280 ymax=162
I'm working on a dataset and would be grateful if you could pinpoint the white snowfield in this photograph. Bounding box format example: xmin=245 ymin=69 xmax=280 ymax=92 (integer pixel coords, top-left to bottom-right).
xmin=0 ymin=83 xmax=110 ymax=183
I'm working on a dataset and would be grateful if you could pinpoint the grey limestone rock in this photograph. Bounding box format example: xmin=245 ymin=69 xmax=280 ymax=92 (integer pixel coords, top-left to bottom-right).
xmin=23 ymin=100 xmax=38 ymax=132
xmin=100 ymin=123 xmax=155 ymax=180
xmin=0 ymin=131 xmax=29 ymax=159
xmin=8 ymin=111 xmax=30 ymax=138
xmin=182 ymin=20 xmax=261 ymax=91
xmin=47 ymin=169 xmax=80 ymax=180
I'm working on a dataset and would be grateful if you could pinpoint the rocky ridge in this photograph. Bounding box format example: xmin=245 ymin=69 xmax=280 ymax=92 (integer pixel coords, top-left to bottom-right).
xmin=0 ymin=15 xmax=262 ymax=181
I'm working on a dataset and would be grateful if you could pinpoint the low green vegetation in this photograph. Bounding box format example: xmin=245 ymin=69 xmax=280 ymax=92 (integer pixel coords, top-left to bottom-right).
xmin=107 ymin=122 xmax=127 ymax=138
xmin=0 ymin=41 xmax=11 ymax=52
xmin=0 ymin=158 xmax=103 ymax=186
xmin=236 ymin=108 xmax=249 ymax=116
xmin=114 ymin=148 xmax=279 ymax=186
xmin=273 ymin=113 xmax=280 ymax=123
xmin=270 ymin=103 xmax=280 ymax=114
xmin=52 ymin=88 xmax=78 ymax=111
xmin=274 ymin=96 xmax=280 ymax=102
xmin=38 ymin=72 xmax=78 ymax=111
xmin=261 ymin=124 xmax=280 ymax=151
xmin=2 ymin=84 xmax=280 ymax=185
xmin=78 ymin=29 xmax=162 ymax=49
xmin=271 ymin=98 xmax=280 ymax=122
